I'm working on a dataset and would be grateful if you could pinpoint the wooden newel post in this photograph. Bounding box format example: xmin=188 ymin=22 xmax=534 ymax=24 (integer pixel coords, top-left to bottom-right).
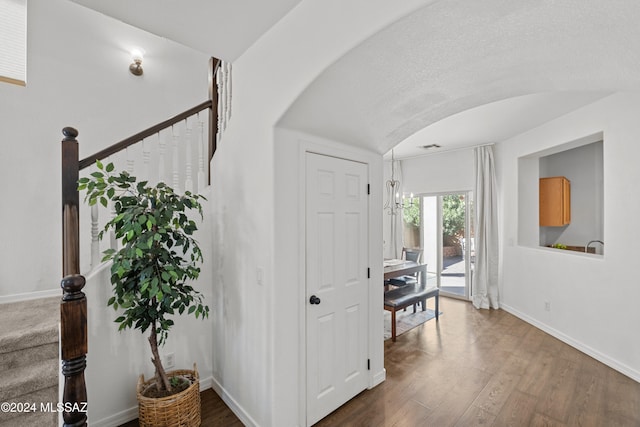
xmin=60 ymin=127 xmax=88 ymax=427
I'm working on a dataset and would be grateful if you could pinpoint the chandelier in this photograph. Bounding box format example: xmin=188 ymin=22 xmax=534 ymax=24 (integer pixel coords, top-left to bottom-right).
xmin=384 ymin=150 xmax=413 ymax=216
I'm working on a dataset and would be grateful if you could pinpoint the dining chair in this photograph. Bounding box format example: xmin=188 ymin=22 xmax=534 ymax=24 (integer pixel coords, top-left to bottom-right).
xmin=388 ymin=247 xmax=423 ymax=287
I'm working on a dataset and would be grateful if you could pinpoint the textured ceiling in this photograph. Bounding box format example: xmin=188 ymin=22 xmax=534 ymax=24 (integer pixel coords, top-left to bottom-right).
xmin=389 ymin=92 xmax=610 ymax=159
xmin=278 ymin=0 xmax=640 ymax=156
xmin=68 ymin=0 xmax=304 ymax=61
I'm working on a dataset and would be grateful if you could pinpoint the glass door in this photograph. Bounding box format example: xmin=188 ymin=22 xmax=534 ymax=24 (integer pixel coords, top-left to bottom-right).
xmin=439 ymin=193 xmax=471 ymax=299
xmin=403 ymin=192 xmax=473 ymax=299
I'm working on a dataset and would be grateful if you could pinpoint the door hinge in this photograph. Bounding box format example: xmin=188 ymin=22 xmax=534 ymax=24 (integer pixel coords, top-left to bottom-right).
xmin=367 ymin=184 xmax=370 ymax=195
xmin=367 ymin=359 xmax=370 ymax=370
xmin=367 ymin=268 xmax=370 ymax=279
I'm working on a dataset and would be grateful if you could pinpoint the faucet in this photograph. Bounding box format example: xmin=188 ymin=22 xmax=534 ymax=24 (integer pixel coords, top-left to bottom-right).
xmin=585 ymin=240 xmax=604 ymax=253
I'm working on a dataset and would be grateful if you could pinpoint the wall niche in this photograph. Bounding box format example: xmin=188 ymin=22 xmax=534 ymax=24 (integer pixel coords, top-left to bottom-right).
xmin=518 ymin=132 xmax=604 ymax=255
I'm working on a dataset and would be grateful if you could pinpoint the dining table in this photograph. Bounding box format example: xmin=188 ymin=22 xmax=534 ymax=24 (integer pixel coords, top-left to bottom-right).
xmin=383 ymin=259 xmax=427 ymax=285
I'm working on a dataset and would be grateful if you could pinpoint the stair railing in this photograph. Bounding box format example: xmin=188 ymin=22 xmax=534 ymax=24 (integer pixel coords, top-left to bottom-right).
xmin=59 ymin=57 xmax=224 ymax=427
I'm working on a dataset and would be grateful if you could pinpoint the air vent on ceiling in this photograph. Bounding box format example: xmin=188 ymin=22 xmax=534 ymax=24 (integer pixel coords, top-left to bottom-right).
xmin=421 ymin=144 xmax=441 ymax=150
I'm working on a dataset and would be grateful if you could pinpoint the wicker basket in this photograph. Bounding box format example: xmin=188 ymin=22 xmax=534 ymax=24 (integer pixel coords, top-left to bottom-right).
xmin=136 ymin=363 xmax=201 ymax=427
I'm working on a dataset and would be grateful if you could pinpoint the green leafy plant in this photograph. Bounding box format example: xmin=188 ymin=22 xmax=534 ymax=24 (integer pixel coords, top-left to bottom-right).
xmin=79 ymin=161 xmax=209 ymax=394
xmin=551 ymin=243 xmax=567 ymax=249
xmin=443 ymin=194 xmax=466 ymax=246
xmin=402 ymin=197 xmax=420 ymax=228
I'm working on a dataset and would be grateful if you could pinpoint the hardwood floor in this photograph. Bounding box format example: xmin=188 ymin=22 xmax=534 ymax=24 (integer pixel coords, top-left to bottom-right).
xmin=121 ymin=297 xmax=640 ymax=426
xmin=316 ymin=297 xmax=640 ymax=426
xmin=118 ymin=388 xmax=243 ymax=427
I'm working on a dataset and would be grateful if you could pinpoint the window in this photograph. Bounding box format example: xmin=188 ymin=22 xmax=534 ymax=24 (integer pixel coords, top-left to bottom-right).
xmin=0 ymin=0 xmax=27 ymax=86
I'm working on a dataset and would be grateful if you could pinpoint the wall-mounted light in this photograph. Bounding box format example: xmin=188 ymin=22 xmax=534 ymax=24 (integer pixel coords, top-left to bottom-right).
xmin=129 ymin=49 xmax=144 ymax=76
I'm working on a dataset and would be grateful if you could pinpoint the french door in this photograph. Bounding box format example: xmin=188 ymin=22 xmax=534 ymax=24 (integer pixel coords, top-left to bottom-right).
xmin=405 ymin=192 xmax=473 ymax=299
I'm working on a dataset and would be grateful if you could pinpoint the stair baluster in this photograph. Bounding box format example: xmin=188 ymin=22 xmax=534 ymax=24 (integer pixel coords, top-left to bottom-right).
xmin=184 ymin=123 xmax=194 ymax=193
xmin=197 ymin=120 xmax=206 ymax=193
xmin=142 ymin=138 xmax=151 ymax=183
xmin=158 ymin=132 xmax=167 ymax=184
xmin=90 ymin=204 xmax=99 ymax=269
xmin=126 ymin=146 xmax=135 ymax=175
xmin=172 ymin=132 xmax=181 ymax=193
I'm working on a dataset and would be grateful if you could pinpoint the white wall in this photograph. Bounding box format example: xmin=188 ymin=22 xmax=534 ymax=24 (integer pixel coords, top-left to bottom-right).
xmin=85 ymin=198 xmax=214 ymax=426
xmin=401 ymin=149 xmax=475 ymax=195
xmin=0 ymin=0 xmax=209 ymax=299
xmin=207 ymin=1 xmax=433 ymax=425
xmin=497 ymin=92 xmax=640 ymax=382
xmin=382 ymin=149 xmax=475 ymax=260
xmin=0 ymin=1 xmax=215 ymax=424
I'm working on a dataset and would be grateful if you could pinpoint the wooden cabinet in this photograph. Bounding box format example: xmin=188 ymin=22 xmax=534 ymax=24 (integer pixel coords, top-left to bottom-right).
xmin=539 ymin=176 xmax=570 ymax=226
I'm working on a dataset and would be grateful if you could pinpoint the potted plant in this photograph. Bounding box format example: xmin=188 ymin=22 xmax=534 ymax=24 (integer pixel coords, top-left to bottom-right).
xmin=79 ymin=161 xmax=209 ymax=426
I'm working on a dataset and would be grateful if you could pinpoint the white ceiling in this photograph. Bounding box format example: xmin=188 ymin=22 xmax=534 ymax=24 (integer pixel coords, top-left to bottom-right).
xmin=68 ymin=0 xmax=304 ymax=61
xmin=70 ymin=0 xmax=640 ymax=159
xmin=278 ymin=0 xmax=640 ymax=157
xmin=389 ymin=92 xmax=610 ymax=159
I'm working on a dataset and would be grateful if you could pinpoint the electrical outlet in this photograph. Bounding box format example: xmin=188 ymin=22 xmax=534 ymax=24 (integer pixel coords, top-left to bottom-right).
xmin=164 ymin=352 xmax=175 ymax=369
xmin=544 ymin=301 xmax=551 ymax=312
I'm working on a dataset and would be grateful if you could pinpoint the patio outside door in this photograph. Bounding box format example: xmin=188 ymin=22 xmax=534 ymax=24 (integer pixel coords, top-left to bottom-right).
xmin=411 ymin=192 xmax=473 ymax=299
xmin=305 ymin=153 xmax=369 ymax=426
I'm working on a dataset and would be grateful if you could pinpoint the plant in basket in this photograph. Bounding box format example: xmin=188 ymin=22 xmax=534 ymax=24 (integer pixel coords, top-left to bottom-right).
xmin=79 ymin=161 xmax=209 ymax=425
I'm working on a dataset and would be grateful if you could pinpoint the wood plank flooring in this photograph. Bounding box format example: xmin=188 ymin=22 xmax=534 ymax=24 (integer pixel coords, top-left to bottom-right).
xmin=121 ymin=297 xmax=640 ymax=426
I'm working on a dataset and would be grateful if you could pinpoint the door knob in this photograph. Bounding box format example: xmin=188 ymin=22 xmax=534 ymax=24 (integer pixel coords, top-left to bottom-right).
xmin=309 ymin=295 xmax=321 ymax=305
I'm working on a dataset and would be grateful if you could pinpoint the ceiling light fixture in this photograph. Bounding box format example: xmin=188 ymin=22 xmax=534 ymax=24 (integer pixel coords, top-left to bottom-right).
xmin=421 ymin=144 xmax=441 ymax=149
xmin=384 ymin=149 xmax=413 ymax=216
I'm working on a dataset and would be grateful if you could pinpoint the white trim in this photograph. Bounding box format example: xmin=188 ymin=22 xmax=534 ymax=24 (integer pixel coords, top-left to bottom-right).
xmin=501 ymin=303 xmax=640 ymax=383
xmin=0 ymin=288 xmax=60 ymax=304
xmin=211 ymin=376 xmax=260 ymax=427
xmin=371 ymin=368 xmax=386 ymax=388
xmin=0 ymin=260 xmax=114 ymax=305
xmin=90 ymin=406 xmax=138 ymax=427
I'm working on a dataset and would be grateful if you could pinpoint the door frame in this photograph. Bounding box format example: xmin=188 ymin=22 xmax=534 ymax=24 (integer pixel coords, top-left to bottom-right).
xmin=304 ymin=152 xmax=369 ymax=425
xmin=417 ymin=190 xmax=474 ymax=301
xmin=293 ymin=135 xmax=384 ymax=427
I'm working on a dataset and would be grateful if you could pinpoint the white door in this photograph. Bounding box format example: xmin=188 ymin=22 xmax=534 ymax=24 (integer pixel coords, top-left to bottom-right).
xmin=306 ymin=153 xmax=369 ymax=426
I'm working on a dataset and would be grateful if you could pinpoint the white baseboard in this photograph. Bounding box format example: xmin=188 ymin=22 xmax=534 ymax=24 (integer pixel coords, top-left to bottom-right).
xmin=0 ymin=288 xmax=60 ymax=304
xmin=371 ymin=368 xmax=386 ymax=388
xmin=211 ymin=376 xmax=260 ymax=427
xmin=501 ymin=303 xmax=640 ymax=383
xmin=90 ymin=406 xmax=138 ymax=427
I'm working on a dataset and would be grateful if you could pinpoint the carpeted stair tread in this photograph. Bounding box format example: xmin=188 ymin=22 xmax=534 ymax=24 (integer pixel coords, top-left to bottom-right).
xmin=0 ymin=408 xmax=57 ymax=427
xmin=0 ymin=386 xmax=57 ymax=423
xmin=0 ymin=356 xmax=58 ymax=402
xmin=0 ymin=342 xmax=58 ymax=372
xmin=0 ymin=297 xmax=59 ymax=354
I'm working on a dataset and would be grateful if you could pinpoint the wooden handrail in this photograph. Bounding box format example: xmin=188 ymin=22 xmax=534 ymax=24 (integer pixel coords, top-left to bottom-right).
xmin=79 ymin=100 xmax=212 ymax=170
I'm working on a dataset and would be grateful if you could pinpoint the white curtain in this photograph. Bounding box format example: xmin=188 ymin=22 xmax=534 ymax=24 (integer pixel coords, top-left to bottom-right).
xmin=472 ymin=145 xmax=500 ymax=309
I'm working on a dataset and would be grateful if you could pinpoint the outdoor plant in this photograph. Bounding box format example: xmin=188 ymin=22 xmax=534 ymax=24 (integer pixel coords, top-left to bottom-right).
xmin=78 ymin=161 xmax=209 ymax=395
xmin=442 ymin=194 xmax=466 ymax=246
